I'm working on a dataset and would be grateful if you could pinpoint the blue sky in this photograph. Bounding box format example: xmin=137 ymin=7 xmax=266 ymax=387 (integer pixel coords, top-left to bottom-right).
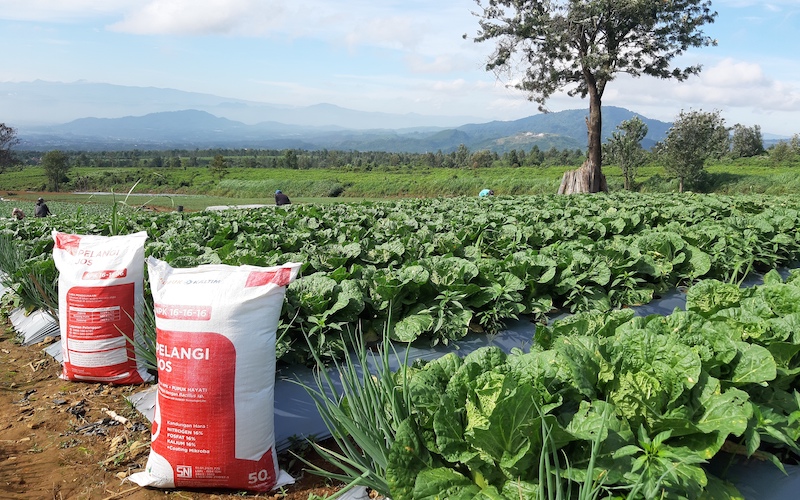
xmin=2 ymin=0 xmax=799 ymax=136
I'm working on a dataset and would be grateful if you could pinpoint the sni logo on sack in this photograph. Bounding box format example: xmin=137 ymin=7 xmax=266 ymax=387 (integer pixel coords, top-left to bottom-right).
xmin=176 ymin=465 xmax=192 ymax=479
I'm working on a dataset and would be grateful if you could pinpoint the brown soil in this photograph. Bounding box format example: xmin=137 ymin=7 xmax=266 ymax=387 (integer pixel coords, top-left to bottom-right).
xmin=0 ymin=322 xmax=349 ymax=500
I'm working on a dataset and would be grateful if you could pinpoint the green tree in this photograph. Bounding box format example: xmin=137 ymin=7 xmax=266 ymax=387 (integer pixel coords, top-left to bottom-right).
xmin=209 ymin=154 xmax=229 ymax=179
xmin=658 ymin=110 xmax=729 ymax=193
xmin=527 ymin=145 xmax=544 ymax=166
xmin=423 ymin=152 xmax=437 ymax=168
xmin=76 ymin=152 xmax=90 ymax=168
xmin=454 ymin=144 xmax=471 ymax=168
xmin=505 ymin=149 xmax=520 ymax=167
xmin=470 ymin=150 xmax=495 ymax=169
xmin=469 ymin=0 xmax=717 ymax=193
xmin=41 ymin=150 xmax=70 ymax=192
xmin=283 ymin=149 xmax=299 ymax=169
xmin=730 ymin=124 xmax=765 ymax=158
xmin=769 ymin=141 xmax=795 ymax=165
xmin=605 ymin=116 xmax=648 ymax=190
xmin=0 ymin=123 xmax=19 ymax=173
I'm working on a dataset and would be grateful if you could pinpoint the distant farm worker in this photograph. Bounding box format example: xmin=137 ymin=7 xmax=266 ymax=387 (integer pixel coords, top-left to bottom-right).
xmin=34 ymin=197 xmax=51 ymax=217
xmin=478 ymin=188 xmax=495 ymax=197
xmin=274 ymin=190 xmax=291 ymax=206
xmin=11 ymin=207 xmax=24 ymax=220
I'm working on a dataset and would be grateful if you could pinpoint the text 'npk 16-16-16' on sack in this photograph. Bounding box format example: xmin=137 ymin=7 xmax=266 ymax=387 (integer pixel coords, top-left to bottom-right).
xmin=128 ymin=257 xmax=301 ymax=493
xmin=52 ymin=230 xmax=152 ymax=384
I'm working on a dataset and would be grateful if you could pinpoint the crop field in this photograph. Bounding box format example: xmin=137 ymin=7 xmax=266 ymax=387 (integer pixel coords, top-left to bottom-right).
xmin=385 ymin=273 xmax=800 ymax=497
xmin=3 ymin=190 xmax=800 ymax=498
xmin=3 ymin=191 xmax=800 ymax=365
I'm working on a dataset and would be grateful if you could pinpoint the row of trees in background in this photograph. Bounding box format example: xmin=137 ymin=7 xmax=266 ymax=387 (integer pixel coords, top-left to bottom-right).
xmin=606 ymin=111 xmax=792 ymax=192
xmin=10 ymin=142 xmax=589 ymax=172
xmin=606 ymin=111 xmax=730 ymax=194
xmin=1 ymin=120 xmax=799 ymax=193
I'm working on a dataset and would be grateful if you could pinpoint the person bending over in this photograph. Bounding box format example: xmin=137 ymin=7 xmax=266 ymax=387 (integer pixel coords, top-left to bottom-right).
xmin=274 ymin=190 xmax=291 ymax=206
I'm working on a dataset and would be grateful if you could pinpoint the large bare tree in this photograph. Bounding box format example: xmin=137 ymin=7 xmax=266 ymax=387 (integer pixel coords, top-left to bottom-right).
xmin=469 ymin=0 xmax=718 ymax=193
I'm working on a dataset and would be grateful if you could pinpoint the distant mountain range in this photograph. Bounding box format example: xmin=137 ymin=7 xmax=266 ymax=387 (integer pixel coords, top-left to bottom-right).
xmin=16 ymin=106 xmax=677 ymax=153
xmin=4 ymin=81 xmax=790 ymax=153
xmin=10 ymin=80 xmax=790 ymax=153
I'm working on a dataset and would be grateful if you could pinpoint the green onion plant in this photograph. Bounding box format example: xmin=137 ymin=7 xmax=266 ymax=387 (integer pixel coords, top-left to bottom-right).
xmin=291 ymin=323 xmax=411 ymax=498
xmin=0 ymin=234 xmax=58 ymax=320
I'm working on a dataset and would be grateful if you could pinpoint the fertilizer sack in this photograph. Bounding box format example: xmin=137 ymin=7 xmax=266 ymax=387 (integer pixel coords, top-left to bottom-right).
xmin=52 ymin=230 xmax=151 ymax=384
xmin=129 ymin=257 xmax=301 ymax=492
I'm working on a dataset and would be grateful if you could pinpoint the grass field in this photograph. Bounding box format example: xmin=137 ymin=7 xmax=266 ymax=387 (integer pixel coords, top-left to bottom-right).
xmin=1 ymin=157 xmax=798 ymax=212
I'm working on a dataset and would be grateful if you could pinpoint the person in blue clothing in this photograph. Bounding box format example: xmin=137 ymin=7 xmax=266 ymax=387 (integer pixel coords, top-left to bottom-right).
xmin=478 ymin=188 xmax=494 ymax=197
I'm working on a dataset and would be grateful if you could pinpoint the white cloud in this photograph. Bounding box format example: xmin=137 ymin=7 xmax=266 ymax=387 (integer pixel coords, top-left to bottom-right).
xmin=606 ymin=58 xmax=799 ymax=112
xmin=0 ymin=0 xmax=137 ymax=22
xmin=105 ymin=0 xmax=453 ymax=45
xmin=1 ymin=0 xmax=439 ymax=46
xmin=108 ymin=0 xmax=264 ymax=36
xmin=702 ymin=58 xmax=769 ymax=88
xmin=598 ymin=56 xmax=800 ymax=135
xmin=693 ymin=60 xmax=799 ymax=111
xmin=431 ymin=79 xmax=467 ymax=92
xmin=341 ymin=15 xmax=423 ymax=52
xmin=406 ymin=54 xmax=465 ymax=74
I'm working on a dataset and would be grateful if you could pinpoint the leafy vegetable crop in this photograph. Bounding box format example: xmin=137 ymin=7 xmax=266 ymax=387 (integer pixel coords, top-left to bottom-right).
xmin=2 ymin=192 xmax=800 ymax=365
xmin=387 ymin=270 xmax=800 ymax=498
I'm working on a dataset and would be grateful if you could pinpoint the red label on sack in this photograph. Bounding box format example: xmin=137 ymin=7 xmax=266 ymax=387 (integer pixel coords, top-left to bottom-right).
xmin=154 ymin=303 xmax=212 ymax=321
xmin=55 ymin=232 xmax=82 ymax=255
xmin=244 ymin=267 xmax=293 ymax=288
xmin=152 ymin=330 xmax=277 ymax=491
xmin=62 ymin=283 xmax=144 ymax=384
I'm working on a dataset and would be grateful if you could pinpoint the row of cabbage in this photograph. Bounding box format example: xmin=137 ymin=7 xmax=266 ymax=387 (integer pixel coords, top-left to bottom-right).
xmin=385 ymin=272 xmax=800 ymax=499
xmin=2 ymin=192 xmax=800 ymax=365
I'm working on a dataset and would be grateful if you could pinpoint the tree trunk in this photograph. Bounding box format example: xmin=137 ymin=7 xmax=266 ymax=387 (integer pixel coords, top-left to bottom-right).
xmin=559 ymin=69 xmax=606 ymax=194
xmin=557 ymin=160 xmax=608 ymax=195
xmin=586 ymin=91 xmax=602 ymax=171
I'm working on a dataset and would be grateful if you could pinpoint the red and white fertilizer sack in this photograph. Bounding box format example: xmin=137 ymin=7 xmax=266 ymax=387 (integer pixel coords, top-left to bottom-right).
xmin=52 ymin=230 xmax=152 ymax=384
xmin=128 ymin=257 xmax=301 ymax=492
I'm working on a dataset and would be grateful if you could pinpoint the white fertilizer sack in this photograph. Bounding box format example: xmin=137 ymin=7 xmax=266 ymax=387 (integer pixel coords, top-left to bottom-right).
xmin=128 ymin=257 xmax=301 ymax=492
xmin=52 ymin=231 xmax=151 ymax=384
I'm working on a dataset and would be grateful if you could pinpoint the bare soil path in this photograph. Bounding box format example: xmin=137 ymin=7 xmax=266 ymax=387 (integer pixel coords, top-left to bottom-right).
xmin=0 ymin=322 xmax=346 ymax=500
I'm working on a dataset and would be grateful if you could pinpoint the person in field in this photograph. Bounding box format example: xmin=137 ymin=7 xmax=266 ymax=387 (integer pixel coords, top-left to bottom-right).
xmin=479 ymin=188 xmax=495 ymax=197
xmin=274 ymin=190 xmax=291 ymax=206
xmin=11 ymin=207 xmax=24 ymax=220
xmin=34 ymin=197 xmax=52 ymax=217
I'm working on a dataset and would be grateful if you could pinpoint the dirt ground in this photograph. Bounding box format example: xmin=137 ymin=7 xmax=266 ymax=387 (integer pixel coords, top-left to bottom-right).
xmin=0 ymin=322 xmax=350 ymax=500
